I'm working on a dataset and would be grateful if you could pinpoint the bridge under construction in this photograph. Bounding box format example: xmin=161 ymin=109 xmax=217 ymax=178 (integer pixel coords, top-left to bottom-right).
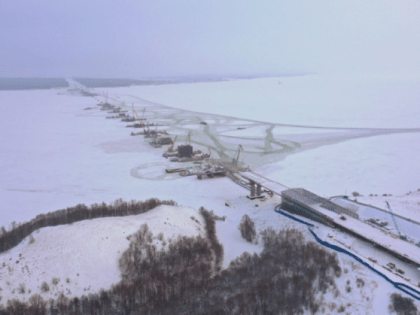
xmin=221 ymin=164 xmax=420 ymax=271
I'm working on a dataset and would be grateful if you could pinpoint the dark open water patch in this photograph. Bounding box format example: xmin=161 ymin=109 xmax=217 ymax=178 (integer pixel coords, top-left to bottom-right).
xmin=0 ymin=78 xmax=69 ymax=90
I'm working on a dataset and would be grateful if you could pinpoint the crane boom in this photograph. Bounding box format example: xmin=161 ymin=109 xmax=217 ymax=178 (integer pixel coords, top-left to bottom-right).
xmin=186 ymin=132 xmax=191 ymax=145
xmin=208 ymin=148 xmax=215 ymax=166
xmin=168 ymin=135 xmax=177 ymax=152
xmin=232 ymin=144 xmax=243 ymax=165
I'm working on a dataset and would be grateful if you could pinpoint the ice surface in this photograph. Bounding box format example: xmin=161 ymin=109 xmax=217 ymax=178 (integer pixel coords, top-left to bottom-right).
xmin=1 ymin=77 xmax=420 ymax=310
xmin=105 ymin=75 xmax=420 ymax=128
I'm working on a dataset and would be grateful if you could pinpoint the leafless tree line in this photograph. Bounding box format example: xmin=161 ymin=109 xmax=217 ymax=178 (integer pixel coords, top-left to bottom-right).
xmin=0 ymin=198 xmax=176 ymax=255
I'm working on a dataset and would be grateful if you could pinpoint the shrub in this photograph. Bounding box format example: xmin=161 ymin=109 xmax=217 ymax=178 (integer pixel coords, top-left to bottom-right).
xmin=337 ymin=305 xmax=346 ymax=312
xmin=238 ymin=214 xmax=257 ymax=243
xmin=52 ymin=277 xmax=60 ymax=285
xmin=389 ymin=293 xmax=418 ymax=315
xmin=352 ymin=191 xmax=360 ymax=197
xmin=40 ymin=281 xmax=49 ymax=293
xmin=17 ymin=283 xmax=26 ymax=294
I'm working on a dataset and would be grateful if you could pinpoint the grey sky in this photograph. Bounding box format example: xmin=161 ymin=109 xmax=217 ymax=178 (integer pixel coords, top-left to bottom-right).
xmin=1 ymin=0 xmax=419 ymax=78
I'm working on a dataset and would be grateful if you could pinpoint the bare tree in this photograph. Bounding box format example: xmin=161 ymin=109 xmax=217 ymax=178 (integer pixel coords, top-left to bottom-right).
xmin=238 ymin=214 xmax=257 ymax=243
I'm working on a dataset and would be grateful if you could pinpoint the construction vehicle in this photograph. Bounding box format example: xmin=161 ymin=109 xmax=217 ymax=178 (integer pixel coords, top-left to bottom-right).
xmin=386 ymin=201 xmax=407 ymax=240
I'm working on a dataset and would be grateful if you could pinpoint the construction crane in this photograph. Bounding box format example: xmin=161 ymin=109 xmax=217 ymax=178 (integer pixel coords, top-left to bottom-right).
xmin=185 ymin=132 xmax=191 ymax=145
xmin=132 ymin=107 xmax=145 ymax=128
xmin=208 ymin=148 xmax=215 ymax=166
xmin=168 ymin=135 xmax=177 ymax=152
xmin=386 ymin=201 xmax=407 ymax=240
xmin=232 ymin=144 xmax=243 ymax=166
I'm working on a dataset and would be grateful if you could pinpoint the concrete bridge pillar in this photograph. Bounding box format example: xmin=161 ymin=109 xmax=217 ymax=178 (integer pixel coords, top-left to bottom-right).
xmin=257 ymin=184 xmax=262 ymax=196
xmin=250 ymin=180 xmax=256 ymax=197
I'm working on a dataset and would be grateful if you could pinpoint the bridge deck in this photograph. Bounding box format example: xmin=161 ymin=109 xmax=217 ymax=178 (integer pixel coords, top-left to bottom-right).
xmin=239 ymin=171 xmax=289 ymax=194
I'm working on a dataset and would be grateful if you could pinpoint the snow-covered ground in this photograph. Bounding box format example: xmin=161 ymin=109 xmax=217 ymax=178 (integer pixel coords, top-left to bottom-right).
xmin=0 ymin=205 xmax=205 ymax=303
xmin=1 ymin=195 xmax=417 ymax=313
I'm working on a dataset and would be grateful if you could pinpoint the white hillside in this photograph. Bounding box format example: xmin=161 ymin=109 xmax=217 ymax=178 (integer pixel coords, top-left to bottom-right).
xmin=0 ymin=205 xmax=204 ymax=305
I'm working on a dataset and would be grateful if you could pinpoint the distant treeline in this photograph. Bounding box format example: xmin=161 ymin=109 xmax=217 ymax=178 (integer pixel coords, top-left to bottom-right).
xmin=0 ymin=198 xmax=176 ymax=255
xmin=73 ymin=78 xmax=163 ymax=88
xmin=1 ymin=222 xmax=346 ymax=314
xmin=0 ymin=78 xmax=69 ymax=91
xmin=73 ymin=77 xmax=231 ymax=88
xmin=73 ymin=74 xmax=303 ymax=88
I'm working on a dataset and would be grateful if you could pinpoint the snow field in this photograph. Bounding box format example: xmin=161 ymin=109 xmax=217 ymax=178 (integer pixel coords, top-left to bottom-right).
xmin=0 ymin=205 xmax=205 ymax=305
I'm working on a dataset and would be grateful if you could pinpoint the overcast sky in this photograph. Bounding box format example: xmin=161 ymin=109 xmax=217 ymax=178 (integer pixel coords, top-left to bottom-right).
xmin=1 ymin=0 xmax=419 ymax=78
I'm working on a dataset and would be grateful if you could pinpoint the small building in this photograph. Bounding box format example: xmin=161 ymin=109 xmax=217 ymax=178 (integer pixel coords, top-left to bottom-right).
xmin=281 ymin=188 xmax=359 ymax=224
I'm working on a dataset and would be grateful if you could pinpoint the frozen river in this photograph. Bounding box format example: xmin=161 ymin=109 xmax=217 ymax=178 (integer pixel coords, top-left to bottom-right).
xmin=1 ymin=75 xmax=420 ymax=227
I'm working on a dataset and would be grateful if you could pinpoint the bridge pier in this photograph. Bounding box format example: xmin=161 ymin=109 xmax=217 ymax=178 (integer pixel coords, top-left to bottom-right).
xmin=250 ymin=180 xmax=256 ymax=197
xmin=256 ymin=184 xmax=262 ymax=196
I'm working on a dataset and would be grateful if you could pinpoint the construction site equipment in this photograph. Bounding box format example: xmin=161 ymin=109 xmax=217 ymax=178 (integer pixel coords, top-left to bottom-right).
xmin=386 ymin=201 xmax=407 ymax=240
xmin=132 ymin=106 xmax=146 ymax=128
xmin=165 ymin=168 xmax=185 ymax=173
xmin=208 ymin=148 xmax=215 ymax=166
xmin=387 ymin=262 xmax=396 ymax=269
xmin=167 ymin=136 xmax=177 ymax=152
xmin=131 ymin=131 xmax=144 ymax=136
xmin=158 ymin=137 xmax=173 ymax=145
xmin=122 ymin=116 xmax=135 ymax=122
xmin=163 ymin=151 xmax=178 ymax=158
xmin=180 ymin=168 xmax=198 ymax=176
xmin=232 ymin=144 xmax=243 ymax=166
xmin=178 ymin=145 xmax=193 ymax=158
xmin=170 ymin=153 xmax=209 ymax=163
xmin=184 ymin=132 xmax=191 ymax=145
xmin=196 ymin=149 xmax=226 ymax=179
xmin=197 ymin=165 xmax=226 ymax=180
